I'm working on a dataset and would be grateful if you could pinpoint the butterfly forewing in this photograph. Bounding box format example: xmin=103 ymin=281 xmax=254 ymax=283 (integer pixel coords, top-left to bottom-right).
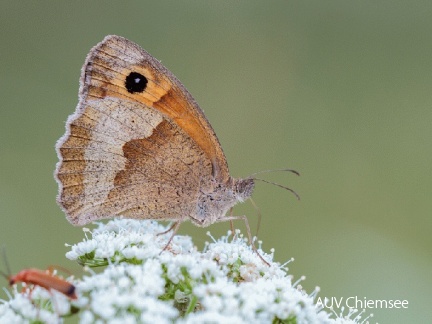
xmin=56 ymin=36 xmax=225 ymax=225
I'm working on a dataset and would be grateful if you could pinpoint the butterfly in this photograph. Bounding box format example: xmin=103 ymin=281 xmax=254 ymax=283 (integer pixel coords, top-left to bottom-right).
xmin=55 ymin=35 xmax=298 ymax=259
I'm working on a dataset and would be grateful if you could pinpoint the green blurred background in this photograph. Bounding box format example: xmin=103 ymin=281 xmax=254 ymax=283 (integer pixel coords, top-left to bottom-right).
xmin=1 ymin=1 xmax=431 ymax=322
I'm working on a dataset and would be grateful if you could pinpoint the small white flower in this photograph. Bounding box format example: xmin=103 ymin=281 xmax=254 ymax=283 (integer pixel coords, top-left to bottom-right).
xmin=1 ymin=219 xmax=373 ymax=323
xmin=181 ymin=311 xmax=247 ymax=324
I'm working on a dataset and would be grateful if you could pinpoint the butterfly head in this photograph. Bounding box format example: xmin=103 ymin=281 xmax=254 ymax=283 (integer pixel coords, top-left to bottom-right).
xmin=232 ymin=177 xmax=255 ymax=203
xmin=191 ymin=177 xmax=254 ymax=227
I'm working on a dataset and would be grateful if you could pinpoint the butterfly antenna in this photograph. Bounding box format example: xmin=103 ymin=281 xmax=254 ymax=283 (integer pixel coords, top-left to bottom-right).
xmin=248 ymin=168 xmax=300 ymax=178
xmin=254 ymin=178 xmax=301 ymax=200
xmin=249 ymin=198 xmax=262 ymax=237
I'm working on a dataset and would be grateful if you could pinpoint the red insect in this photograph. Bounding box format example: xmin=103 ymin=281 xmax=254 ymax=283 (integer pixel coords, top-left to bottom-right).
xmin=4 ymin=268 xmax=77 ymax=299
xmin=1 ymin=249 xmax=77 ymax=300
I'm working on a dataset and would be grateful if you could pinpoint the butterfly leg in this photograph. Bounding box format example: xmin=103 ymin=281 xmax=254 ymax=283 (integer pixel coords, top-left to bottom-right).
xmin=228 ymin=207 xmax=235 ymax=237
xmin=156 ymin=222 xmax=179 ymax=236
xmin=216 ymin=215 xmax=270 ymax=266
xmin=157 ymin=221 xmax=181 ymax=253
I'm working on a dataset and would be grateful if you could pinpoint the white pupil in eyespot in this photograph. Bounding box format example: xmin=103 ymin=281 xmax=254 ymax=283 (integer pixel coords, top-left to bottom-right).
xmin=134 ymin=78 xmax=141 ymax=83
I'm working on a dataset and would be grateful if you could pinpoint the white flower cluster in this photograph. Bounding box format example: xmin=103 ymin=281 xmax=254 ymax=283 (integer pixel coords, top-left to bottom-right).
xmin=0 ymin=283 xmax=72 ymax=324
xmin=0 ymin=219 xmax=372 ymax=323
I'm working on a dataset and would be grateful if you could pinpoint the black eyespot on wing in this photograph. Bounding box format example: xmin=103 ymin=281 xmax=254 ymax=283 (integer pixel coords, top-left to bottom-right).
xmin=125 ymin=72 xmax=148 ymax=93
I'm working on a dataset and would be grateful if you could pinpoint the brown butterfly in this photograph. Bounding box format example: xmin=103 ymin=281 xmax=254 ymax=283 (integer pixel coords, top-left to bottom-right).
xmin=55 ymin=35 xmax=297 ymax=259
